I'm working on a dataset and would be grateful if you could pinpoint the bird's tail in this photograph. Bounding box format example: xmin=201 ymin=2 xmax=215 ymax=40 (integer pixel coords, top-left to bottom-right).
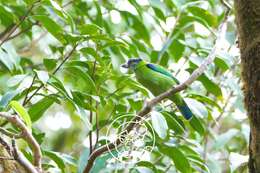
xmin=176 ymin=101 xmax=193 ymax=120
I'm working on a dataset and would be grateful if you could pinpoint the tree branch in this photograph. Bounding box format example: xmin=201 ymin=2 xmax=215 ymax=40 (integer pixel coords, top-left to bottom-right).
xmin=83 ymin=6 xmax=230 ymax=173
xmin=0 ymin=0 xmax=41 ymax=47
xmin=0 ymin=112 xmax=42 ymax=172
xmin=4 ymin=22 xmax=39 ymax=42
xmin=0 ymin=136 xmax=38 ymax=173
xmin=0 ymin=137 xmax=12 ymax=156
xmin=11 ymin=139 xmax=39 ymax=173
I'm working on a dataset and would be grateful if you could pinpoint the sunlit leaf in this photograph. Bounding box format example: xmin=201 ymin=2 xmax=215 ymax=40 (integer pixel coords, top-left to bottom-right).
xmin=10 ymin=101 xmax=32 ymax=130
xmin=28 ymin=95 xmax=58 ymax=122
xmin=159 ymin=145 xmax=192 ymax=173
xmin=151 ymin=111 xmax=168 ymax=139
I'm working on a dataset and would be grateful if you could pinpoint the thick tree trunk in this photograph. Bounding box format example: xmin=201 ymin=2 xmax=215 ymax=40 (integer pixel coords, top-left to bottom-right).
xmin=234 ymin=0 xmax=260 ymax=172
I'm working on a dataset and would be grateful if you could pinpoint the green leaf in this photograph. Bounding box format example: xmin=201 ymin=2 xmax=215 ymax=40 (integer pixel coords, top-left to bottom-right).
xmin=123 ymin=78 xmax=150 ymax=96
xmin=44 ymin=150 xmax=65 ymax=173
xmin=159 ymin=145 xmax=192 ymax=173
xmin=197 ymin=74 xmax=222 ymax=98
xmin=169 ymin=32 xmax=185 ymax=62
xmin=28 ymin=95 xmax=57 ymax=122
xmin=10 ymin=101 xmax=32 ymax=130
xmin=0 ymin=90 xmax=20 ymax=110
xmin=121 ymin=11 xmax=150 ymax=43
xmin=213 ymin=129 xmax=239 ymax=150
xmin=187 ymin=6 xmax=217 ymax=27
xmin=77 ymin=147 xmax=116 ymax=173
xmin=64 ymin=66 xmax=96 ymax=94
xmin=80 ymin=47 xmax=97 ymax=58
xmin=162 ymin=112 xmax=185 ymax=134
xmin=79 ymin=24 xmax=102 ymax=35
xmin=214 ymin=57 xmax=229 ymax=71
xmin=178 ymin=15 xmax=211 ymax=32
xmin=158 ymin=27 xmax=187 ymax=63
xmin=77 ymin=147 xmax=89 ymax=173
xmin=136 ymin=161 xmax=158 ymax=173
xmin=152 ymin=7 xmax=165 ymax=21
xmin=0 ymin=43 xmax=20 ymax=71
xmin=7 ymin=75 xmax=27 ymax=87
xmin=44 ymin=150 xmax=77 ymax=172
xmin=189 ymin=115 xmax=205 ymax=135
xmin=94 ymin=1 xmax=103 ymax=27
xmin=151 ymin=111 xmax=168 ymax=139
xmin=187 ymin=93 xmax=221 ymax=111
xmin=43 ymin=58 xmax=57 ymax=71
xmin=188 ymin=156 xmax=210 ymax=172
xmin=32 ymin=15 xmax=65 ymax=43
xmin=34 ymin=70 xmax=49 ymax=84
xmin=65 ymin=60 xmax=89 ymax=70
xmin=98 ymin=100 xmax=114 ymax=120
xmin=0 ymin=6 xmax=17 ymax=26
xmin=184 ymin=98 xmax=208 ymax=118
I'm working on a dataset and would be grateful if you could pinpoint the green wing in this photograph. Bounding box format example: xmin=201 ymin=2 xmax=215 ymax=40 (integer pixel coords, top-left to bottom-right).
xmin=146 ymin=63 xmax=180 ymax=84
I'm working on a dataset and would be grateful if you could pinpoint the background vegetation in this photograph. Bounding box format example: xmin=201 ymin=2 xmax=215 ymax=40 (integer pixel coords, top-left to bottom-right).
xmin=0 ymin=0 xmax=248 ymax=173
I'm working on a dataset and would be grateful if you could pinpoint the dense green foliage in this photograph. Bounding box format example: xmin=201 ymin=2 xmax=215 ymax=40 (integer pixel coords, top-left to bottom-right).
xmin=0 ymin=0 xmax=248 ymax=173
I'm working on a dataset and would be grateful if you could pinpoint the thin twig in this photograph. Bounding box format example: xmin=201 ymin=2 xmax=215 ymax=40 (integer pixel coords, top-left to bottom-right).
xmin=23 ymin=74 xmax=37 ymax=106
xmin=0 ymin=0 xmax=41 ymax=47
xmin=0 ymin=136 xmax=12 ymax=156
xmin=0 ymin=112 xmax=42 ymax=171
xmin=93 ymin=101 xmax=99 ymax=150
xmin=0 ymin=156 xmax=15 ymax=160
xmin=165 ymin=163 xmax=172 ymax=172
xmin=210 ymin=91 xmax=234 ymax=128
xmin=220 ymin=0 xmax=232 ymax=10
xmin=174 ymin=57 xmax=188 ymax=76
xmin=105 ymin=86 xmax=125 ymax=99
xmin=0 ymin=0 xmax=73 ymax=45
xmin=11 ymin=139 xmax=39 ymax=173
xmin=24 ymin=43 xmax=79 ymax=105
xmin=0 ymin=127 xmax=22 ymax=138
xmin=63 ymin=0 xmax=74 ymax=8
xmin=89 ymin=104 xmax=93 ymax=154
xmin=89 ymin=60 xmax=97 ymax=154
xmin=4 ymin=22 xmax=39 ymax=42
xmin=83 ymin=6 xmax=230 ymax=173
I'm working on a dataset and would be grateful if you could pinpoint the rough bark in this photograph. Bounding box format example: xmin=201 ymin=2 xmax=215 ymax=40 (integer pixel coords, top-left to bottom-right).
xmin=0 ymin=145 xmax=25 ymax=173
xmin=234 ymin=0 xmax=260 ymax=172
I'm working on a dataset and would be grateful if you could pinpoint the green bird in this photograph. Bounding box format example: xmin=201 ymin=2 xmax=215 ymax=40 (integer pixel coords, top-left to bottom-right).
xmin=122 ymin=58 xmax=193 ymax=120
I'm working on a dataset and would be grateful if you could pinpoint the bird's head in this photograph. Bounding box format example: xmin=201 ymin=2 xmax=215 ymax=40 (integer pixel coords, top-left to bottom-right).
xmin=121 ymin=58 xmax=143 ymax=70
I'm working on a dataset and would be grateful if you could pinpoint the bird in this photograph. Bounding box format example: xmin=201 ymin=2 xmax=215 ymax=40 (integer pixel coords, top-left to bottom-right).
xmin=121 ymin=58 xmax=193 ymax=120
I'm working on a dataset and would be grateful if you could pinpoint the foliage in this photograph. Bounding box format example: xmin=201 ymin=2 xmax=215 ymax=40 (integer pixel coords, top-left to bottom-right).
xmin=0 ymin=0 xmax=248 ymax=173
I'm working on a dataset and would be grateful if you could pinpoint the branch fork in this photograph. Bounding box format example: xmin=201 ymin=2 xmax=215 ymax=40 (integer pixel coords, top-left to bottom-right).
xmin=0 ymin=112 xmax=42 ymax=173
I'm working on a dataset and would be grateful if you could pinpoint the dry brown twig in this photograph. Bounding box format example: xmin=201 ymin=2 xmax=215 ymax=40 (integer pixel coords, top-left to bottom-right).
xmin=0 ymin=112 xmax=42 ymax=173
xmin=11 ymin=139 xmax=39 ymax=173
xmin=83 ymin=4 xmax=231 ymax=173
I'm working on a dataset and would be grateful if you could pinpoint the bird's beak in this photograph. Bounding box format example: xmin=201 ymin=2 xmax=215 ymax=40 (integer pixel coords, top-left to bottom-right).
xmin=121 ymin=63 xmax=129 ymax=68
